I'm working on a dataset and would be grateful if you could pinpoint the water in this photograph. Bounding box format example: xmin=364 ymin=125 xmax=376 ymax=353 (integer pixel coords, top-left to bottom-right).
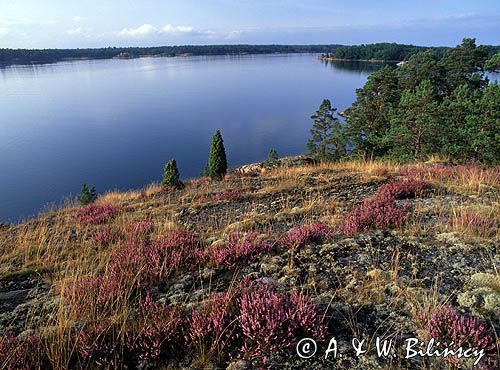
xmin=0 ymin=55 xmax=385 ymax=222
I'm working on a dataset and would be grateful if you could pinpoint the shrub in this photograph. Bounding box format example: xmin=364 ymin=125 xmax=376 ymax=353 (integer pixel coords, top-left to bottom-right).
xmin=377 ymin=178 xmax=429 ymax=199
xmin=209 ymin=129 xmax=228 ymax=180
xmin=78 ymin=324 xmax=121 ymax=368
xmin=0 ymin=335 xmax=46 ymax=370
xmin=342 ymin=193 xmax=409 ymax=236
xmin=222 ymin=188 xmax=242 ymax=201
xmin=77 ymin=183 xmax=97 ymax=206
xmin=76 ymin=204 xmax=122 ymax=226
xmin=420 ymin=305 xmax=498 ymax=369
xmin=211 ymin=188 xmax=242 ymax=202
xmin=63 ymin=274 xmax=127 ymax=312
xmin=122 ymin=220 xmax=154 ymax=240
xmin=92 ymin=226 xmax=121 ymax=246
xmin=448 ymin=210 xmax=498 ymax=238
xmin=238 ymin=283 xmax=326 ymax=364
xmin=282 ymin=222 xmax=333 ymax=249
xmin=264 ymin=149 xmax=281 ymax=168
xmin=205 ymin=232 xmax=275 ymax=269
xmin=126 ymin=295 xmax=182 ymax=363
xmin=185 ymin=293 xmax=236 ymax=361
xmin=162 ymin=159 xmax=183 ymax=189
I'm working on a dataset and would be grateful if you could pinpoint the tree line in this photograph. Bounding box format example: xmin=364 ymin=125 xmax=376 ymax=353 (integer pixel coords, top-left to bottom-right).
xmin=308 ymin=38 xmax=500 ymax=165
xmin=0 ymin=44 xmax=342 ymax=66
xmin=321 ymin=42 xmax=500 ymax=62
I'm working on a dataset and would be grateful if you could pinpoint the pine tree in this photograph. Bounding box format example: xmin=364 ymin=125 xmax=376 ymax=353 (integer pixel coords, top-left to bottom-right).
xmin=77 ymin=183 xmax=97 ymax=206
xmin=209 ymin=129 xmax=228 ymax=180
xmin=162 ymin=159 xmax=183 ymax=188
xmin=307 ymin=99 xmax=347 ymax=162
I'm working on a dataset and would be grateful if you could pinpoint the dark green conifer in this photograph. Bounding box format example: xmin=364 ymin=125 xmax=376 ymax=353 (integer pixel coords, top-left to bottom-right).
xmin=209 ymin=130 xmax=228 ymax=180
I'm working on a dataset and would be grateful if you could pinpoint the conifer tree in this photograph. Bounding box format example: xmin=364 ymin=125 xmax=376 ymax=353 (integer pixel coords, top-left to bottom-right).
xmin=307 ymin=99 xmax=347 ymax=161
xmin=162 ymin=159 xmax=183 ymax=188
xmin=209 ymin=129 xmax=228 ymax=180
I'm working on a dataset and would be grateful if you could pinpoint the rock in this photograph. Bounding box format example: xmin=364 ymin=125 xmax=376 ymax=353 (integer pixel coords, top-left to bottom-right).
xmin=233 ymin=163 xmax=264 ymax=177
xmin=226 ymin=359 xmax=251 ymax=370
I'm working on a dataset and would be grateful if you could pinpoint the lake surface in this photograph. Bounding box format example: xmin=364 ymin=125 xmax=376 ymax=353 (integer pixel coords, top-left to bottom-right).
xmin=0 ymin=55 xmax=385 ymax=222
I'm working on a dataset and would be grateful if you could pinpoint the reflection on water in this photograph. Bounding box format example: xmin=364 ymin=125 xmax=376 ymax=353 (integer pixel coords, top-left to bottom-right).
xmin=0 ymin=54 xmax=381 ymax=222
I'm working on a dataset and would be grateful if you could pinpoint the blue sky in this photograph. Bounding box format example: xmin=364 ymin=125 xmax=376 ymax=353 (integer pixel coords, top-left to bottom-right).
xmin=1 ymin=0 xmax=499 ymax=48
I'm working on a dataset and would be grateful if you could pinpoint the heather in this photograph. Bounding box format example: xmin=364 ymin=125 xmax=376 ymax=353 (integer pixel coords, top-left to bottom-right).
xmin=0 ymin=159 xmax=498 ymax=369
xmin=419 ymin=305 xmax=498 ymax=369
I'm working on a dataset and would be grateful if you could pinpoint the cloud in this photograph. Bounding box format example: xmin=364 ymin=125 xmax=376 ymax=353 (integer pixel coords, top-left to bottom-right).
xmin=65 ymin=27 xmax=92 ymax=36
xmin=73 ymin=16 xmax=86 ymax=23
xmin=117 ymin=23 xmax=207 ymax=38
xmin=0 ymin=27 xmax=9 ymax=38
xmin=119 ymin=23 xmax=157 ymax=37
xmin=226 ymin=30 xmax=242 ymax=40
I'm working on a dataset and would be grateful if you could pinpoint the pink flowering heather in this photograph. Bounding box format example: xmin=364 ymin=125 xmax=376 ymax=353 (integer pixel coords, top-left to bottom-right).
xmin=206 ymin=232 xmax=275 ymax=269
xmin=421 ymin=305 xmax=498 ymax=369
xmin=222 ymin=188 xmax=242 ymax=201
xmin=377 ymin=178 xmax=429 ymax=200
xmin=212 ymin=188 xmax=242 ymax=202
xmin=449 ymin=211 xmax=498 ymax=238
xmin=63 ymin=274 xmax=126 ymax=311
xmin=92 ymin=226 xmax=121 ymax=246
xmin=151 ymin=229 xmax=204 ymax=272
xmin=76 ymin=204 xmax=123 ymax=226
xmin=125 ymin=295 xmax=182 ymax=363
xmin=342 ymin=193 xmax=409 ymax=236
xmin=122 ymin=220 xmax=154 ymax=240
xmin=281 ymin=222 xmax=333 ymax=249
xmin=0 ymin=335 xmax=46 ymax=370
xmin=237 ymin=283 xmax=327 ymax=364
xmin=78 ymin=324 xmax=121 ymax=368
xmin=185 ymin=293 xmax=237 ymax=358
xmin=397 ymin=163 xmax=499 ymax=185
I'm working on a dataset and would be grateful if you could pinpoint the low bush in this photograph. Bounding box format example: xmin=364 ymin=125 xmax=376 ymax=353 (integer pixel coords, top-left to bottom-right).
xmin=76 ymin=204 xmax=122 ymax=226
xmin=419 ymin=305 xmax=498 ymax=369
xmin=281 ymin=222 xmax=333 ymax=249
xmin=342 ymin=193 xmax=409 ymax=236
xmin=205 ymin=232 xmax=274 ymax=269
xmin=238 ymin=283 xmax=326 ymax=364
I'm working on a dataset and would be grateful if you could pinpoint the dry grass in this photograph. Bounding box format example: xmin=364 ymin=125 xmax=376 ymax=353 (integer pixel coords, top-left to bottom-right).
xmin=0 ymin=158 xmax=498 ymax=369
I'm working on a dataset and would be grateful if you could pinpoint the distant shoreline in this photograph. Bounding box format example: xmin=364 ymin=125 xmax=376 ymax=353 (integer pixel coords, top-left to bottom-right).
xmin=318 ymin=56 xmax=402 ymax=63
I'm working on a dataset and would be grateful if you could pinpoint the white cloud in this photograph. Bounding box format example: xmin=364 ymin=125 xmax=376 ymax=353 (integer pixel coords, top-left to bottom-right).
xmin=118 ymin=23 xmax=202 ymax=38
xmin=226 ymin=30 xmax=241 ymax=40
xmin=118 ymin=24 xmax=158 ymax=37
xmin=73 ymin=16 xmax=86 ymax=23
xmin=0 ymin=27 xmax=9 ymax=38
xmin=65 ymin=27 xmax=92 ymax=36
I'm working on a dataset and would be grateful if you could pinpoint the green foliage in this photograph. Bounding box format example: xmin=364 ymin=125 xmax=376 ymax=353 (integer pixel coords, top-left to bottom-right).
xmin=0 ymin=45 xmax=343 ymax=66
xmin=345 ymin=66 xmax=400 ymax=156
xmin=384 ymin=81 xmax=442 ymax=159
xmin=264 ymin=149 xmax=281 ymax=168
xmin=484 ymin=53 xmax=500 ymax=72
xmin=322 ymin=42 xmax=448 ymax=61
xmin=162 ymin=159 xmax=183 ymax=188
xmin=209 ymin=130 xmax=228 ymax=180
xmin=344 ymin=38 xmax=498 ymax=164
xmin=77 ymin=184 xmax=97 ymax=206
xmin=307 ymin=99 xmax=347 ymax=161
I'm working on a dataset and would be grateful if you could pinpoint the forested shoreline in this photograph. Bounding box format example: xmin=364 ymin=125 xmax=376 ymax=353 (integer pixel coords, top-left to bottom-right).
xmin=320 ymin=42 xmax=500 ymax=62
xmin=0 ymin=44 xmax=342 ymax=66
xmin=3 ymin=42 xmax=499 ymax=67
xmin=307 ymin=38 xmax=500 ymax=165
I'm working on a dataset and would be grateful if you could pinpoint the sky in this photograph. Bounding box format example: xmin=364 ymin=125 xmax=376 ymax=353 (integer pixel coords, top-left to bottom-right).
xmin=0 ymin=0 xmax=499 ymax=49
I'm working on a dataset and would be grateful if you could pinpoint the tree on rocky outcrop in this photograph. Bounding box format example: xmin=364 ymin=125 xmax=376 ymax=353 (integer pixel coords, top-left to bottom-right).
xmin=209 ymin=130 xmax=228 ymax=180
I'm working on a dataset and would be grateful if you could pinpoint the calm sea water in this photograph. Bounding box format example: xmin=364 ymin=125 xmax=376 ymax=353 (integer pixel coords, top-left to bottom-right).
xmin=0 ymin=55 xmax=385 ymax=222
